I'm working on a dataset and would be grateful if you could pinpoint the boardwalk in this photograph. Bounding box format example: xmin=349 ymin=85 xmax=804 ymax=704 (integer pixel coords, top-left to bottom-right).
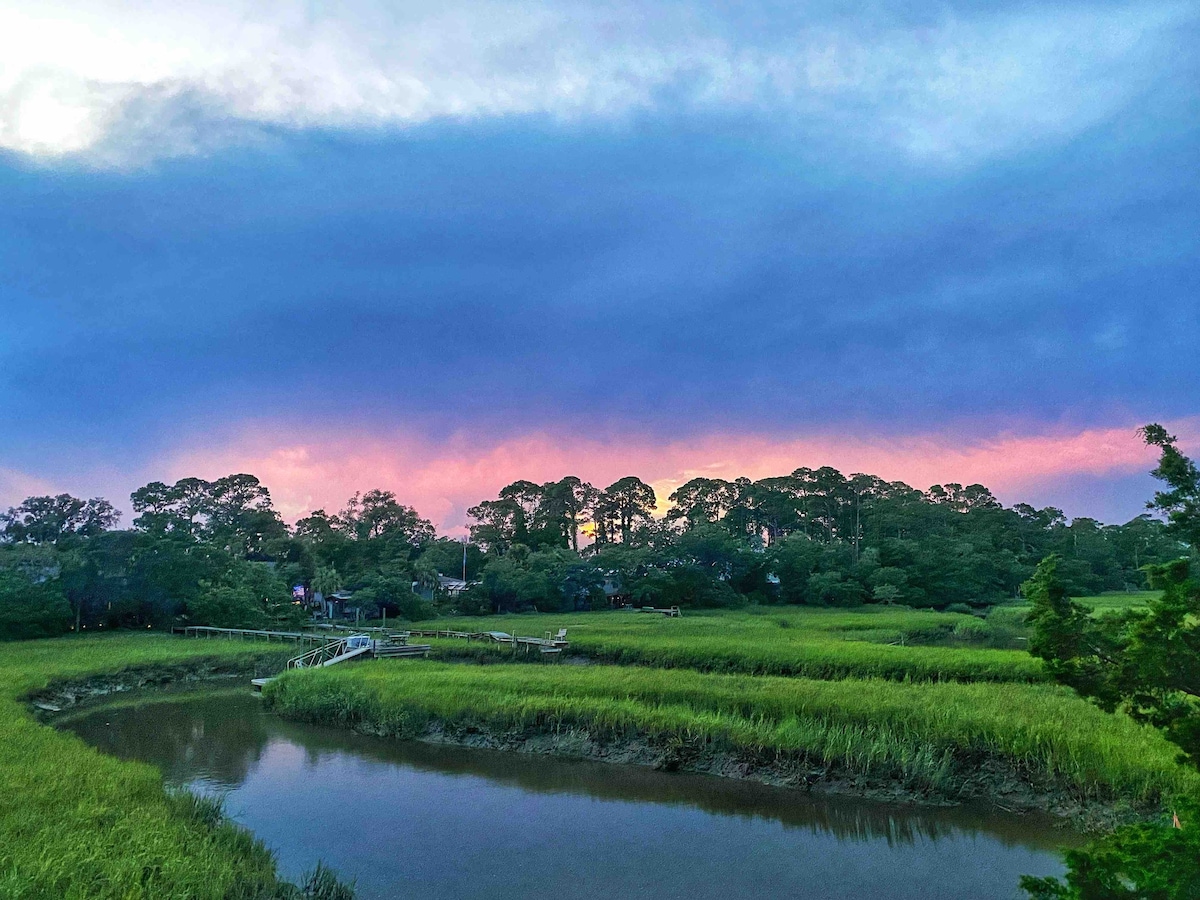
xmin=174 ymin=626 xmax=333 ymax=645
xmin=636 ymin=606 xmax=683 ymax=617
xmin=174 ymin=626 xmax=433 ymax=686
xmin=407 ymin=628 xmax=569 ymax=654
xmin=244 ymin=632 xmax=434 ymax=690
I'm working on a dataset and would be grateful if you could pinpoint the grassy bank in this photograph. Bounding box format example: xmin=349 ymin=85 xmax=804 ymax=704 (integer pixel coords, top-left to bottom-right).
xmin=989 ymin=591 xmax=1158 ymax=619
xmin=0 ymin=634 xmax=309 ymax=899
xmin=264 ymin=659 xmax=1197 ymax=810
xmin=412 ymin=608 xmax=1046 ymax=683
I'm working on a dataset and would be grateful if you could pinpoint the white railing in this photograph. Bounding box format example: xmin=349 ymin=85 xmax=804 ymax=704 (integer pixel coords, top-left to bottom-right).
xmin=286 ymin=635 xmax=373 ymax=669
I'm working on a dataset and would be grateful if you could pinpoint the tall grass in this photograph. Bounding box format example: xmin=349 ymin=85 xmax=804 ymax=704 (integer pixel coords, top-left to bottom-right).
xmin=414 ymin=608 xmax=1046 ymax=682
xmin=1075 ymin=592 xmax=1159 ymax=614
xmin=265 ymin=660 xmax=1197 ymax=806
xmin=0 ymin=635 xmax=306 ymax=899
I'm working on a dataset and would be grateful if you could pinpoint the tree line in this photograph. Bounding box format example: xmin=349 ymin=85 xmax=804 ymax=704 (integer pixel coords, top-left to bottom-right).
xmin=0 ymin=459 xmax=1187 ymax=637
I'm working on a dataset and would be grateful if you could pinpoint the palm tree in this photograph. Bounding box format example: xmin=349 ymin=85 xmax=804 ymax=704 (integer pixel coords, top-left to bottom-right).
xmin=312 ymin=566 xmax=342 ymax=597
xmin=412 ymin=559 xmax=440 ymax=596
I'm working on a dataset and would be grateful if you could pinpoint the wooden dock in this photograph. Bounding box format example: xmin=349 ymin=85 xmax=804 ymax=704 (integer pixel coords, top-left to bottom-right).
xmin=407 ymin=628 xmax=569 ymax=655
xmin=174 ymin=626 xmax=432 ymax=687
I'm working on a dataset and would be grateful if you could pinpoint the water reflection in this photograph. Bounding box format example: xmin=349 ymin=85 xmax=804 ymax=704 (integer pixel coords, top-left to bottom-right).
xmin=64 ymin=689 xmax=1075 ymax=900
xmin=64 ymin=689 xmax=274 ymax=788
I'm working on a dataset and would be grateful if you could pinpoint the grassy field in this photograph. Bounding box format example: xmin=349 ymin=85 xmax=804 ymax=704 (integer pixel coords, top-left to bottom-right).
xmin=0 ymin=593 xmax=1179 ymax=895
xmin=411 ymin=607 xmax=1047 ymax=682
xmin=264 ymin=658 xmax=1198 ymax=806
xmin=0 ymin=635 xmax=305 ymax=900
xmin=990 ymin=591 xmax=1159 ymax=618
xmin=282 ymin=597 xmax=1191 ymax=814
xmin=1074 ymin=591 xmax=1159 ymax=614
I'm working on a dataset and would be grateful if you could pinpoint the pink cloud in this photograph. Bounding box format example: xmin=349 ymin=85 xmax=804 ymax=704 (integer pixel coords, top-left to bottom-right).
xmin=0 ymin=467 xmax=58 ymax=507
xmin=157 ymin=420 xmax=1192 ymax=533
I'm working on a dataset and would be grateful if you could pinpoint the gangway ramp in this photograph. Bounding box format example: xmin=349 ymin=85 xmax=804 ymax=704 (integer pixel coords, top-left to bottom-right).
xmin=286 ymin=634 xmax=431 ymax=670
xmin=288 ymin=635 xmax=372 ymax=669
xmin=317 ymin=644 xmax=372 ymax=667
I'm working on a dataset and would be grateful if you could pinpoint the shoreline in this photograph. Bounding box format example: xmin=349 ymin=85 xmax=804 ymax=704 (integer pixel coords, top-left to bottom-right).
xmin=0 ymin=635 xmax=337 ymax=899
xmin=30 ymin=657 xmax=1160 ymax=834
xmin=27 ymin=654 xmax=288 ymax=719
xmin=341 ymin=714 xmax=1143 ymax=831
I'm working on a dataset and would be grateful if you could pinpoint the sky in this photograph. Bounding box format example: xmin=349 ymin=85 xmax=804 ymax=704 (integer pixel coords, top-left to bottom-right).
xmin=1 ymin=0 xmax=1198 ymax=532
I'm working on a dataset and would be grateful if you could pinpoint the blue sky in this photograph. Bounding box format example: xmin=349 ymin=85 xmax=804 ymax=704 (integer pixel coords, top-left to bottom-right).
xmin=1 ymin=1 xmax=1197 ymax=528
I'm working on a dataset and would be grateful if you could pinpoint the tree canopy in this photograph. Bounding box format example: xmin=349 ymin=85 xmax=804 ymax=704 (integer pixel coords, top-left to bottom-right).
xmin=0 ymin=441 xmax=1188 ymax=636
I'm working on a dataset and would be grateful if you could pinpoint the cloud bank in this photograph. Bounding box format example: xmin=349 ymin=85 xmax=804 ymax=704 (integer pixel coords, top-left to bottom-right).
xmin=0 ymin=1 xmax=1195 ymax=531
xmin=1 ymin=1 xmax=1193 ymax=165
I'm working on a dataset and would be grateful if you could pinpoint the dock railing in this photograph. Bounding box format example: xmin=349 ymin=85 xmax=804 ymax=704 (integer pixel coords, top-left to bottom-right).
xmin=406 ymin=628 xmax=569 ymax=654
xmin=174 ymin=626 xmax=331 ymax=645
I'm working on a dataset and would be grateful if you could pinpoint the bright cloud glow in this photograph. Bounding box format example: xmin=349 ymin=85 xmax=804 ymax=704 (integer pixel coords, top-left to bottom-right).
xmin=9 ymin=88 xmax=97 ymax=154
xmin=0 ymin=1 xmax=1191 ymax=165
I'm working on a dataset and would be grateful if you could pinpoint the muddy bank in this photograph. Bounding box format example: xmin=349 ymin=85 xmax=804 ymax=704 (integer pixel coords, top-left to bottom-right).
xmin=27 ymin=653 xmax=289 ymax=718
xmin=268 ymin=701 xmax=1146 ymax=833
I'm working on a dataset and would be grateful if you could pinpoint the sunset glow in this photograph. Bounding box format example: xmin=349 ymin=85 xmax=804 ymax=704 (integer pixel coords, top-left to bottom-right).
xmin=139 ymin=420 xmax=1184 ymax=532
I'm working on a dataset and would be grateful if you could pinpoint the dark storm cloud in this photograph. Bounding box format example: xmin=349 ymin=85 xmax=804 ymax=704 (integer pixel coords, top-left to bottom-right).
xmin=1 ymin=104 xmax=1197 ymax=471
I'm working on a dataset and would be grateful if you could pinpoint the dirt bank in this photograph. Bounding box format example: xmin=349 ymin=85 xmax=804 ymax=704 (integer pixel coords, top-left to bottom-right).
xmin=275 ymin=703 xmax=1147 ymax=832
xmin=27 ymin=653 xmax=289 ymax=718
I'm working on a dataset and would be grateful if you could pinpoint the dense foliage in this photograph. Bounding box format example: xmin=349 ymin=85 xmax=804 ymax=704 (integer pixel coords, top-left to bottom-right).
xmin=0 ymin=451 xmax=1188 ymax=638
xmin=461 ymin=470 xmax=1182 ymax=613
xmin=1022 ymin=424 xmax=1200 ymax=899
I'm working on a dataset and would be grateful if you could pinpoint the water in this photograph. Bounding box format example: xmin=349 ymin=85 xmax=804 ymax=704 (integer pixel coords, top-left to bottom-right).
xmin=63 ymin=689 xmax=1076 ymax=900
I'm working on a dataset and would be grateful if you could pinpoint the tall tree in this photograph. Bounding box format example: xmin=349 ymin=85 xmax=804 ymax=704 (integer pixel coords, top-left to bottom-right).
xmin=467 ymin=497 xmax=525 ymax=554
xmin=1022 ymin=424 xmax=1200 ymax=898
xmin=1142 ymin=423 xmax=1200 ymax=545
xmin=340 ymin=489 xmax=435 ymax=546
xmin=666 ymin=478 xmax=740 ymax=530
xmin=1 ymin=494 xmax=119 ymax=545
xmin=600 ymin=477 xmax=657 ymax=544
xmin=131 ymin=474 xmax=285 ymax=556
xmin=536 ymin=476 xmax=595 ymax=551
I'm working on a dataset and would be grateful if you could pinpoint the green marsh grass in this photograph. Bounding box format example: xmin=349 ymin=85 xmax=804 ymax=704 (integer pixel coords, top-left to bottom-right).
xmin=1075 ymin=591 xmax=1159 ymax=614
xmin=412 ymin=607 xmax=1046 ymax=682
xmin=0 ymin=634 xmax=301 ymax=899
xmin=265 ymin=659 xmax=1197 ymax=805
xmin=995 ymin=592 xmax=1159 ymax=619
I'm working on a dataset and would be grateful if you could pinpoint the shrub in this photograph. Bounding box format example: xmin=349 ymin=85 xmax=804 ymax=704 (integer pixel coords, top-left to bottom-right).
xmin=987 ymin=605 xmax=1029 ymax=628
xmin=0 ymin=571 xmax=71 ymax=640
xmin=951 ymin=619 xmax=991 ymax=642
